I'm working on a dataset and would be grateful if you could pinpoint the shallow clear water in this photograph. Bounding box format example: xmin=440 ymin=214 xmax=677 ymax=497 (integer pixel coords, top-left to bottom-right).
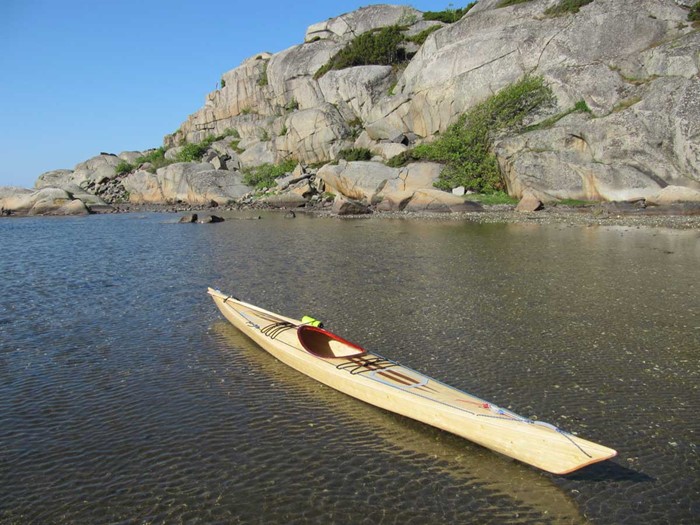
xmin=0 ymin=212 xmax=698 ymax=524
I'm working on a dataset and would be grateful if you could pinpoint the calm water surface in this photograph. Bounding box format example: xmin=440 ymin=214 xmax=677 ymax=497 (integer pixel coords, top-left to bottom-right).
xmin=0 ymin=212 xmax=698 ymax=524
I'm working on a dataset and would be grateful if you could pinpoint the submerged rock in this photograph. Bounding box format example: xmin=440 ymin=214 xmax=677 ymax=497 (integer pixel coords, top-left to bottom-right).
xmin=179 ymin=213 xmax=198 ymax=223
xmin=198 ymin=215 xmax=225 ymax=223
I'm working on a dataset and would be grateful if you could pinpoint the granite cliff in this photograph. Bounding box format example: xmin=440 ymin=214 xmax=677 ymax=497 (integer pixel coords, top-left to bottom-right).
xmin=3 ymin=0 xmax=699 ymax=216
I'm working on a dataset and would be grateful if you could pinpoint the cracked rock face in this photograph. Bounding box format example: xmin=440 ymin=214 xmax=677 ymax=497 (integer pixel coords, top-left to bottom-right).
xmin=384 ymin=0 xmax=699 ymax=199
xmin=122 ymin=163 xmax=252 ymax=205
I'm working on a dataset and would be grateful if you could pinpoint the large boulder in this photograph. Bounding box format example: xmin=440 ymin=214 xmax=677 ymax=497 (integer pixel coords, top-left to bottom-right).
xmin=35 ymin=169 xmax=74 ymax=189
xmin=331 ymin=195 xmax=372 ymax=215
xmin=71 ymin=154 xmax=121 ymax=185
xmin=646 ymin=185 xmax=700 ymax=205
xmin=0 ymin=187 xmax=92 ymax=216
xmin=122 ymin=163 xmax=252 ymax=204
xmin=305 ymin=5 xmax=421 ymax=43
xmin=317 ymin=160 xmax=443 ymax=202
xmin=403 ymin=189 xmax=483 ymax=213
xmin=238 ymin=141 xmax=277 ymax=167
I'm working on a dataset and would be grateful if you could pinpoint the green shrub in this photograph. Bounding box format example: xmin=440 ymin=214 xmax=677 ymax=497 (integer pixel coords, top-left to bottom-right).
xmin=544 ymin=0 xmax=594 ymax=16
xmin=176 ymin=142 xmax=208 ymax=162
xmin=229 ymin=139 xmax=244 ymax=154
xmin=213 ymin=128 xmax=239 ymax=141
xmin=220 ymin=78 xmax=226 ymax=88
xmin=135 ymin=147 xmax=172 ymax=172
xmin=338 ymin=148 xmax=372 ymax=161
xmin=389 ymin=76 xmax=554 ymax=193
xmin=136 ymin=147 xmax=165 ymax=165
xmin=689 ymin=2 xmax=700 ymax=21
xmin=115 ymin=160 xmax=134 ymax=176
xmin=423 ymin=3 xmax=475 ymax=23
xmin=314 ymin=26 xmax=408 ymax=79
xmin=405 ymin=25 xmax=442 ymax=46
xmin=497 ymin=0 xmax=532 ymax=7
xmin=242 ymin=159 xmax=297 ymax=189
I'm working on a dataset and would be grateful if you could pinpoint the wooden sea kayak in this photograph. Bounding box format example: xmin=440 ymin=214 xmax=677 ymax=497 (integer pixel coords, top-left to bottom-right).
xmin=208 ymin=288 xmax=617 ymax=474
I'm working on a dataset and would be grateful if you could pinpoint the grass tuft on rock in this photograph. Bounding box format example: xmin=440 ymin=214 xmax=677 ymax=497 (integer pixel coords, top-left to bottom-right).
xmin=115 ymin=161 xmax=135 ymax=176
xmin=544 ymin=0 xmax=594 ymax=16
xmin=423 ymin=3 xmax=475 ymax=23
xmin=135 ymin=147 xmax=172 ymax=173
xmin=497 ymin=0 xmax=533 ymax=8
xmin=689 ymin=2 xmax=700 ymax=22
xmin=242 ymin=160 xmax=297 ymax=189
xmin=387 ymin=76 xmax=554 ymax=193
xmin=405 ymin=25 xmax=442 ymax=46
xmin=337 ymin=148 xmax=372 ymax=162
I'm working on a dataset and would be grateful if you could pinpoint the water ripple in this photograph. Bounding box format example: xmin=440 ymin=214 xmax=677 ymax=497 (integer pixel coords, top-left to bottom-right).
xmin=1 ymin=214 xmax=697 ymax=523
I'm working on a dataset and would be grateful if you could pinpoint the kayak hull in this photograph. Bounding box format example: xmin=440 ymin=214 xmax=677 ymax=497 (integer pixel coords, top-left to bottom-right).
xmin=208 ymin=288 xmax=617 ymax=474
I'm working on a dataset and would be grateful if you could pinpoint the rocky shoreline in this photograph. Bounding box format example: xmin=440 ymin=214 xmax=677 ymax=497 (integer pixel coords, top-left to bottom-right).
xmin=3 ymin=1 xmax=699 ymax=228
xmin=99 ymin=200 xmax=700 ymax=230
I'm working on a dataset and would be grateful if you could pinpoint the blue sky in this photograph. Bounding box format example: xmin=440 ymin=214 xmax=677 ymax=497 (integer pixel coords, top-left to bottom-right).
xmin=0 ymin=0 xmax=459 ymax=188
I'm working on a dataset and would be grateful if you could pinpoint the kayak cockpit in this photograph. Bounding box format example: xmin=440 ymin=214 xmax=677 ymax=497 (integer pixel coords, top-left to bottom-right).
xmin=297 ymin=325 xmax=366 ymax=359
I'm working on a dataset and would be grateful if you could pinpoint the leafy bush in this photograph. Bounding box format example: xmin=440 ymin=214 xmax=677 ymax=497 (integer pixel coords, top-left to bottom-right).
xmin=315 ymin=26 xmax=407 ymax=79
xmin=497 ymin=0 xmax=532 ymax=7
xmin=175 ymin=142 xmax=208 ymax=162
xmin=405 ymin=25 xmax=442 ymax=46
xmin=338 ymin=148 xmax=372 ymax=161
xmin=214 ymin=128 xmax=239 ymax=140
xmin=544 ymin=0 xmax=594 ymax=16
xmin=423 ymin=3 xmax=475 ymax=23
xmin=690 ymin=2 xmax=700 ymax=21
xmin=220 ymin=78 xmax=226 ymax=88
xmin=388 ymin=76 xmax=554 ymax=193
xmin=115 ymin=160 xmax=134 ymax=176
xmin=136 ymin=147 xmax=165 ymax=165
xmin=229 ymin=139 xmax=244 ymax=154
xmin=242 ymin=159 xmax=297 ymax=189
xmin=175 ymin=131 xmax=238 ymax=162
xmin=135 ymin=147 xmax=172 ymax=173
